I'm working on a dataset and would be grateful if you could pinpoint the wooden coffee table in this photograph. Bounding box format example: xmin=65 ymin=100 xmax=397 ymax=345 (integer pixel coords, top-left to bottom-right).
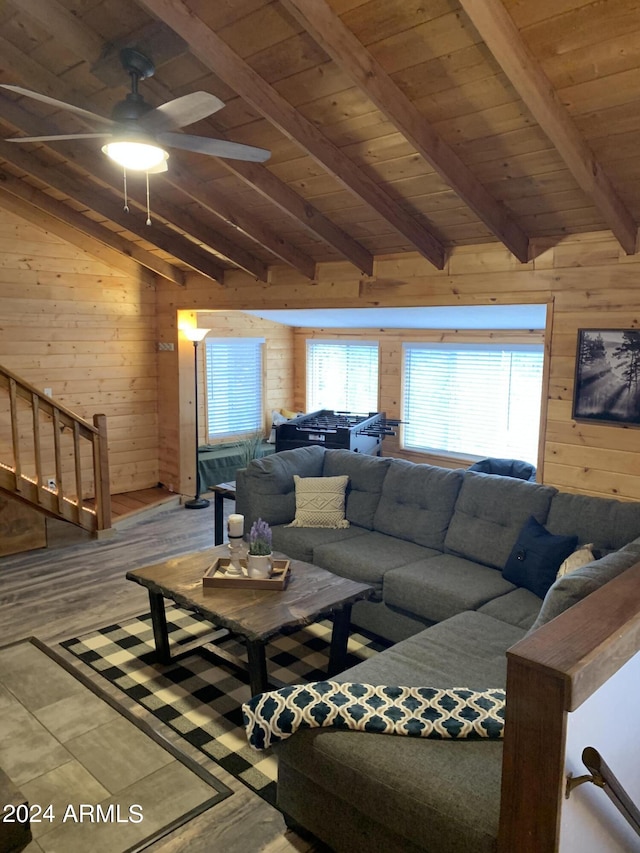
xmin=126 ymin=545 xmax=374 ymax=696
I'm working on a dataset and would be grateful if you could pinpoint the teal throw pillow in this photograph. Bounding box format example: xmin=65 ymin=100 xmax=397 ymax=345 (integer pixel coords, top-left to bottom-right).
xmin=503 ymin=516 xmax=577 ymax=599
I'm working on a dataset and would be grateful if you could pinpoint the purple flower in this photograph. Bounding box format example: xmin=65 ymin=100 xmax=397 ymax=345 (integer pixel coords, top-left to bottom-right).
xmin=249 ymin=518 xmax=272 ymax=555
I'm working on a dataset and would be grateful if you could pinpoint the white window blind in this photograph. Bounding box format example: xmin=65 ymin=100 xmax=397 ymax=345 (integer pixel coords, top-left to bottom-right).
xmin=205 ymin=337 xmax=264 ymax=439
xmin=307 ymin=340 xmax=379 ymax=413
xmin=402 ymin=343 xmax=544 ymax=463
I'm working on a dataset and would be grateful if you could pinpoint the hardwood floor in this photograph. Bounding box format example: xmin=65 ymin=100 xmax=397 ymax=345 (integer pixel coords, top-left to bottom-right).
xmin=84 ymin=484 xmax=180 ymax=521
xmin=0 ymin=501 xmax=316 ymax=853
xmin=110 ymin=486 xmax=179 ymax=519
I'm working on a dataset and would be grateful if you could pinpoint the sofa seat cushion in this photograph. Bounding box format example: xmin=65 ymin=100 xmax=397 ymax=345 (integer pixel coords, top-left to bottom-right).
xmin=477 ymin=588 xmax=543 ymax=630
xmin=383 ymin=555 xmax=516 ymax=624
xmin=279 ymin=727 xmax=502 ymax=853
xmin=276 ymin=613 xmax=525 ymax=853
xmin=339 ymin=610 xmax=525 ymax=688
xmin=372 ymin=459 xmax=464 ymax=550
xmin=444 ymin=471 xmax=557 ymax=569
xmin=312 ymin=531 xmax=437 ymax=596
xmin=323 ymin=449 xmax=391 ymax=529
xmin=271 ymin=524 xmax=367 ymax=564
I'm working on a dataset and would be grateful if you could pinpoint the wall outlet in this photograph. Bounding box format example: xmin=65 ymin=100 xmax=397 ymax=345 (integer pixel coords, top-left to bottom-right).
xmin=47 ymin=478 xmax=56 ymax=490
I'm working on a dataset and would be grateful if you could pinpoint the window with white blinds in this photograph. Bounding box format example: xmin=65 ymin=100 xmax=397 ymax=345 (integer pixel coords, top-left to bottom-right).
xmin=402 ymin=343 xmax=544 ymax=463
xmin=306 ymin=340 xmax=379 ymax=413
xmin=205 ymin=337 xmax=264 ymax=439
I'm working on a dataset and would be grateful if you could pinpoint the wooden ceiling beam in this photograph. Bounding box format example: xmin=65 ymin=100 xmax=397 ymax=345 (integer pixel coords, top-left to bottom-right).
xmin=135 ymin=0 xmax=446 ymax=269
xmin=113 ymin=167 xmax=270 ymax=281
xmin=216 ymin=158 xmax=375 ymax=276
xmin=0 ymin=173 xmax=164 ymax=286
xmin=0 ymin=137 xmax=227 ymax=282
xmin=458 ymin=0 xmax=638 ymax=256
xmin=282 ymin=0 xmax=530 ymax=264
xmin=139 ymin=84 xmax=375 ymax=275
xmin=161 ymin=158 xmax=316 ymax=279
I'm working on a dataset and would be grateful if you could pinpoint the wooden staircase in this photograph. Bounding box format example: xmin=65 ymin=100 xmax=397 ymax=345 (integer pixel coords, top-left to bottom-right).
xmin=0 ymin=364 xmax=111 ymax=534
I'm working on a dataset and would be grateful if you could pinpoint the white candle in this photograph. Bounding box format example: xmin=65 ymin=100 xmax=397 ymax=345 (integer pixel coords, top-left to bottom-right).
xmin=228 ymin=513 xmax=244 ymax=537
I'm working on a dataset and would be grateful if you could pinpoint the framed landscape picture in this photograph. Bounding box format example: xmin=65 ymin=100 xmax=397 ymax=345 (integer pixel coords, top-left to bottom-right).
xmin=573 ymin=329 xmax=640 ymax=426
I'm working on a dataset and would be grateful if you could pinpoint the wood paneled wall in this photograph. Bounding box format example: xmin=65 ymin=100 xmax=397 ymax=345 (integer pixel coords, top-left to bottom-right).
xmin=2 ymin=202 xmax=639 ymax=505
xmin=0 ymin=493 xmax=45 ymax=557
xmin=0 ymin=209 xmax=159 ymax=496
xmin=155 ymin=232 xmax=640 ymax=503
xmin=155 ymin=301 xmax=294 ymax=495
xmin=292 ymin=327 xmax=545 ymax=469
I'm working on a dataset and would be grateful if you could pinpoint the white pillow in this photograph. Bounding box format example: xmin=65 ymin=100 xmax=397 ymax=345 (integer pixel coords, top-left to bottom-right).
xmin=556 ymin=543 xmax=595 ymax=579
xmin=288 ymin=475 xmax=350 ymax=529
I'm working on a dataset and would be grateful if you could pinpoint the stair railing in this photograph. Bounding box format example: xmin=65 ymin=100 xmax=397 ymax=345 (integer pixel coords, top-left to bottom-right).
xmin=566 ymin=747 xmax=640 ymax=839
xmin=0 ymin=364 xmax=111 ymax=532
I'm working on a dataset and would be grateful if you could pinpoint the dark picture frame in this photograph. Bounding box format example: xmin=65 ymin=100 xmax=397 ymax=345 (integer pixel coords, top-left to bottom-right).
xmin=573 ymin=328 xmax=640 ymax=426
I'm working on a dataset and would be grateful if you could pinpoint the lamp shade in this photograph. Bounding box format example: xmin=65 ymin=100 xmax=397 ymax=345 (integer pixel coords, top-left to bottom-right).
xmin=183 ymin=327 xmax=210 ymax=342
xmin=102 ymin=140 xmax=169 ymax=171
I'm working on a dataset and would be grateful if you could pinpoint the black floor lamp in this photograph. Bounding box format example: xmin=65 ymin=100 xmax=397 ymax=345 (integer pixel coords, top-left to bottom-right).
xmin=183 ymin=326 xmax=210 ymax=510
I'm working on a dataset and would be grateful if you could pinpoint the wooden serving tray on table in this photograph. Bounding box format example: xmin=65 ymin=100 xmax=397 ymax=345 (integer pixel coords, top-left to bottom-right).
xmin=202 ymin=558 xmax=291 ymax=590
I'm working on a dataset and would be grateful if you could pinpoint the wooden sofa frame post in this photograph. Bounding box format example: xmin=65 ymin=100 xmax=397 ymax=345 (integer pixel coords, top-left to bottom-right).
xmin=498 ymin=561 xmax=640 ymax=852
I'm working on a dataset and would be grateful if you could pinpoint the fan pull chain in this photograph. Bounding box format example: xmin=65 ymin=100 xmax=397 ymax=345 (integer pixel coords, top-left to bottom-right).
xmin=146 ymin=172 xmax=152 ymax=225
xmin=123 ymin=168 xmax=129 ymax=213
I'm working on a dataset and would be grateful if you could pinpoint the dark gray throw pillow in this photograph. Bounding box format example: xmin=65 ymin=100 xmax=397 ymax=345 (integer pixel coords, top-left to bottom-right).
xmin=503 ymin=516 xmax=577 ymax=599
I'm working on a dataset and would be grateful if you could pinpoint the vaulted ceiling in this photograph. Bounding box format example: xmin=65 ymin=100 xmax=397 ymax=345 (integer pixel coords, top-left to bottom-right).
xmin=1 ymin=0 xmax=639 ymax=287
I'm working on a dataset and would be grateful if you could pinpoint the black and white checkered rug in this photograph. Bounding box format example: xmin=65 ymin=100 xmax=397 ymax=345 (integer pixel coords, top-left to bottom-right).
xmin=61 ymin=606 xmax=389 ymax=806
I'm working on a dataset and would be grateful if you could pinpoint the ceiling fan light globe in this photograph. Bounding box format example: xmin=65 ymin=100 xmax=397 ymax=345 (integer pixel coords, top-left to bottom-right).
xmin=102 ymin=140 xmax=169 ymax=171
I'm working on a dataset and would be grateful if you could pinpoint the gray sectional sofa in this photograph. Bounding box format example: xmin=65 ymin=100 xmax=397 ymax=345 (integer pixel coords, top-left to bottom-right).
xmin=236 ymin=446 xmax=640 ymax=853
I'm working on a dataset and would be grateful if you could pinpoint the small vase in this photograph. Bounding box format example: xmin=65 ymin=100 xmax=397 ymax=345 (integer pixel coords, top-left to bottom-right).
xmin=247 ymin=553 xmax=272 ymax=578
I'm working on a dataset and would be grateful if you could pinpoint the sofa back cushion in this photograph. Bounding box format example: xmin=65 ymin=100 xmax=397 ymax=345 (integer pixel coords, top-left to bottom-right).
xmin=528 ymin=548 xmax=640 ymax=633
xmin=323 ymin=449 xmax=391 ymax=529
xmin=444 ymin=471 xmax=557 ymax=569
xmin=546 ymin=492 xmax=640 ymax=552
xmin=372 ymin=459 xmax=464 ymax=550
xmin=240 ymin=445 xmax=325 ymax=525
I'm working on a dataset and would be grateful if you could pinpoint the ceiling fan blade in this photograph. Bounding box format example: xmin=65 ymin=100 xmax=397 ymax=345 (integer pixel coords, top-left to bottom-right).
xmin=139 ymin=92 xmax=225 ymax=133
xmin=6 ymin=132 xmax=111 ymax=143
xmin=0 ymin=84 xmax=114 ymax=126
xmin=158 ymin=132 xmax=271 ymax=162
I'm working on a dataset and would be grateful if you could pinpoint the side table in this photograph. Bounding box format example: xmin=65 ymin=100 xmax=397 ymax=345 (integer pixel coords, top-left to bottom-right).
xmin=210 ymin=480 xmax=237 ymax=545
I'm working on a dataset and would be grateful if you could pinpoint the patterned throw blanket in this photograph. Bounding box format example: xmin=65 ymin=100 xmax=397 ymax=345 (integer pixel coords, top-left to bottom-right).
xmin=242 ymin=681 xmax=506 ymax=750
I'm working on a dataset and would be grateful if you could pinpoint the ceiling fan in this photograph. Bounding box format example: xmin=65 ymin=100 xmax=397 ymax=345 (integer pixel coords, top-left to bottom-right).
xmin=0 ymin=47 xmax=271 ymax=172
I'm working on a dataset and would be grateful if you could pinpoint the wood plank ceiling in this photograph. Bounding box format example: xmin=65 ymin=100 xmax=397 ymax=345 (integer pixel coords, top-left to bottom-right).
xmin=0 ymin=0 xmax=639 ymax=286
